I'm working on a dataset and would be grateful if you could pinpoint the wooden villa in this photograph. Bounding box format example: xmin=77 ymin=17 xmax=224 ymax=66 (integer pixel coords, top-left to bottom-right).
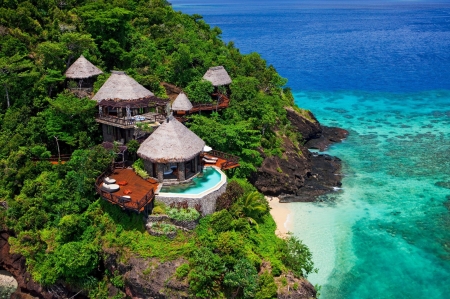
xmin=92 ymin=71 xmax=169 ymax=144
xmin=65 ymin=55 xmax=103 ymax=91
xmin=171 ymin=91 xmax=193 ymax=121
xmin=203 ymin=65 xmax=232 ymax=93
xmin=93 ymin=67 xmax=241 ymax=214
xmin=137 ymin=114 xmax=205 ymax=183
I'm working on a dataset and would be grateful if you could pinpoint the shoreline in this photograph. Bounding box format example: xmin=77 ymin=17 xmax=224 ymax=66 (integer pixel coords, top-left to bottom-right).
xmin=266 ymin=196 xmax=293 ymax=238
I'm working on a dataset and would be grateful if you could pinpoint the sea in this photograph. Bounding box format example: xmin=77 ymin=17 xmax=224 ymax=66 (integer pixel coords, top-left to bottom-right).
xmin=171 ymin=1 xmax=450 ymax=298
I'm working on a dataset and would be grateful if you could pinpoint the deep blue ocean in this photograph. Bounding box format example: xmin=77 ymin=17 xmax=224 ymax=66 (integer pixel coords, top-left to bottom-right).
xmin=171 ymin=1 xmax=450 ymax=298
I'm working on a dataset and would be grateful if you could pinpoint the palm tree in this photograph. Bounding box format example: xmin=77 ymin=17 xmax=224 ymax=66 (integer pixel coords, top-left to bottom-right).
xmin=239 ymin=191 xmax=267 ymax=226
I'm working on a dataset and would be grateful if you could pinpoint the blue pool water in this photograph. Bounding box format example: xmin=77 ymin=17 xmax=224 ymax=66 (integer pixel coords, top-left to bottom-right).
xmin=172 ymin=1 xmax=450 ymax=298
xmin=159 ymin=167 xmax=223 ymax=195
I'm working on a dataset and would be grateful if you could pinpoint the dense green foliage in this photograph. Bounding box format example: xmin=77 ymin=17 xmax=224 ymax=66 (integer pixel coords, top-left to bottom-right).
xmin=0 ymin=0 xmax=315 ymax=297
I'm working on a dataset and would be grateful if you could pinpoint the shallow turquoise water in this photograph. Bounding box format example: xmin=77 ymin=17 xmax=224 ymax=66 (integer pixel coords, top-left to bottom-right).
xmin=159 ymin=167 xmax=222 ymax=194
xmin=291 ymin=90 xmax=450 ymax=298
xmin=169 ymin=2 xmax=450 ymax=296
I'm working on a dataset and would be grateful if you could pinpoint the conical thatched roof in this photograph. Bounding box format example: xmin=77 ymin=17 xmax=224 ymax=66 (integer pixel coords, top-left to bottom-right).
xmin=171 ymin=92 xmax=193 ymax=111
xmin=92 ymin=71 xmax=154 ymax=102
xmin=65 ymin=55 xmax=103 ymax=79
xmin=202 ymin=66 xmax=232 ymax=86
xmin=137 ymin=115 xmax=205 ymax=163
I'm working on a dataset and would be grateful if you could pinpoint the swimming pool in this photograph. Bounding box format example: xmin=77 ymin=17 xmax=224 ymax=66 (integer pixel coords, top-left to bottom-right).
xmin=158 ymin=167 xmax=226 ymax=197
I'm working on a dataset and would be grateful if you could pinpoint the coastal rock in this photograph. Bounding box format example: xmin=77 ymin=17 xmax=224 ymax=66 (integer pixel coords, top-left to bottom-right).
xmin=103 ymin=249 xmax=189 ymax=299
xmin=275 ymin=274 xmax=317 ymax=299
xmin=285 ymin=107 xmax=322 ymax=142
xmin=260 ymin=261 xmax=317 ymax=299
xmin=304 ymin=126 xmax=349 ymax=151
xmin=250 ymin=137 xmax=310 ymax=196
xmin=250 ymin=109 xmax=346 ymax=201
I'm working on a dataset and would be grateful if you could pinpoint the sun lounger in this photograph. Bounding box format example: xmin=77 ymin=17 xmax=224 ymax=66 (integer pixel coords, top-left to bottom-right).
xmin=203 ymin=155 xmax=218 ymax=161
xmin=203 ymin=157 xmax=217 ymax=164
xmin=103 ymin=177 xmax=116 ymax=184
xmin=101 ymin=183 xmax=120 ymax=193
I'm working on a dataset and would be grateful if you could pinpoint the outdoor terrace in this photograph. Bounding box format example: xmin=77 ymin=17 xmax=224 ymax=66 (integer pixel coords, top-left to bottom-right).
xmin=95 ymin=112 xmax=165 ymax=129
xmin=95 ymin=168 xmax=159 ymax=214
xmin=201 ymin=150 xmax=240 ymax=170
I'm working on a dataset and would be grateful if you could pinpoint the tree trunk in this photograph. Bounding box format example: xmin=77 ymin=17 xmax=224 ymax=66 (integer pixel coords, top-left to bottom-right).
xmin=54 ymin=136 xmax=61 ymax=162
xmin=66 ymin=55 xmax=73 ymax=69
xmin=4 ymin=84 xmax=10 ymax=108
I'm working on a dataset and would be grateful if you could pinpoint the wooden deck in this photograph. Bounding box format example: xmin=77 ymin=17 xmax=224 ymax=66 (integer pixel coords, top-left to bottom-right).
xmin=201 ymin=150 xmax=240 ymax=170
xmin=95 ymin=168 xmax=159 ymax=214
xmin=189 ymin=93 xmax=230 ymax=113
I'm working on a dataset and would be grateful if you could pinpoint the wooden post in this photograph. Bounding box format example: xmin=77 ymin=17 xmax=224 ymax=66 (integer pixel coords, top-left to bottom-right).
xmin=178 ymin=162 xmax=185 ymax=181
xmin=157 ymin=163 xmax=164 ymax=182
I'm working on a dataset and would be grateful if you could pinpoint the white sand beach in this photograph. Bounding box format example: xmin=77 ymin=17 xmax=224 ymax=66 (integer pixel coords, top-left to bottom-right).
xmin=266 ymin=196 xmax=293 ymax=238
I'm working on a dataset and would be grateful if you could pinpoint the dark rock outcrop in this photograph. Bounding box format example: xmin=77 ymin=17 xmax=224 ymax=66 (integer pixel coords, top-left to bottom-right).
xmin=285 ymin=108 xmax=322 ymax=141
xmin=304 ymin=126 xmax=349 ymax=152
xmin=103 ymin=249 xmax=189 ymax=299
xmin=250 ymin=108 xmax=348 ymax=201
xmin=276 ymin=274 xmax=317 ymax=299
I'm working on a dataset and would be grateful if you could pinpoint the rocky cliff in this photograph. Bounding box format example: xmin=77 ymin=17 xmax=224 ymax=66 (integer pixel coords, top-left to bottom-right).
xmin=0 ymin=231 xmax=87 ymax=299
xmin=250 ymin=108 xmax=348 ymax=202
xmin=1 ymin=231 xmax=317 ymax=299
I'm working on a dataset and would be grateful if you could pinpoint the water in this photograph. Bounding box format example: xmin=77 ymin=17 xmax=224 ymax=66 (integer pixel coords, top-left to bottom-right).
xmin=171 ymin=1 xmax=450 ymax=298
xmin=160 ymin=167 xmax=223 ymax=194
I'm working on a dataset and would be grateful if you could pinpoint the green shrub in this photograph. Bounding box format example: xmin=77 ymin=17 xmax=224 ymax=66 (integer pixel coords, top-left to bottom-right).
xmin=224 ymin=258 xmax=258 ymax=299
xmin=210 ymin=210 xmax=233 ymax=233
xmin=151 ymin=206 xmax=165 ymax=215
xmin=167 ymin=207 xmax=199 ymax=222
xmin=175 ymin=263 xmax=190 ymax=280
xmin=255 ymin=271 xmax=277 ymax=299
xmin=110 ymin=270 xmax=124 ymax=288
xmin=148 ymin=222 xmax=177 ymax=234
xmin=188 ymin=247 xmax=225 ymax=298
xmin=132 ymin=159 xmax=149 ymax=179
xmin=271 ymin=260 xmax=282 ymax=277
xmin=215 ymin=180 xmax=244 ymax=211
xmin=280 ymin=235 xmax=316 ymax=278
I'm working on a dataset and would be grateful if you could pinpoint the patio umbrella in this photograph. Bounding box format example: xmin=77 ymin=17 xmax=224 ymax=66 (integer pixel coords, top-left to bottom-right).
xmin=203 ymin=145 xmax=212 ymax=152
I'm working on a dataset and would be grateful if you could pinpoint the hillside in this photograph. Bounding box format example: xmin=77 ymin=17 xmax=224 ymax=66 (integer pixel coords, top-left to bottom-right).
xmin=0 ymin=0 xmax=346 ymax=298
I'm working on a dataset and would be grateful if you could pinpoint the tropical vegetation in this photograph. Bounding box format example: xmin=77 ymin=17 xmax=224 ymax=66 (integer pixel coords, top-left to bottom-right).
xmin=0 ymin=0 xmax=315 ymax=297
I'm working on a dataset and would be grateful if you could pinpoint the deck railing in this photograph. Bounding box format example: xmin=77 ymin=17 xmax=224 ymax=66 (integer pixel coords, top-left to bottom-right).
xmin=206 ymin=149 xmax=240 ymax=169
xmin=32 ymin=154 xmax=72 ymax=162
xmin=95 ymin=114 xmax=165 ymax=126
xmin=95 ymin=168 xmax=155 ymax=214
xmin=190 ymin=93 xmax=230 ymax=113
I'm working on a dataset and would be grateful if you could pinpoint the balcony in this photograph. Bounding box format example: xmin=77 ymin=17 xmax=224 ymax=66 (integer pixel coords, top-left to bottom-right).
xmin=95 ymin=112 xmax=165 ymax=129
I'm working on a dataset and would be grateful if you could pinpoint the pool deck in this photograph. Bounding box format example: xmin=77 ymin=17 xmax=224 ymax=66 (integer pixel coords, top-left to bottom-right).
xmin=156 ymin=166 xmax=228 ymax=215
xmin=157 ymin=166 xmax=226 ymax=198
xmin=95 ymin=168 xmax=159 ymax=213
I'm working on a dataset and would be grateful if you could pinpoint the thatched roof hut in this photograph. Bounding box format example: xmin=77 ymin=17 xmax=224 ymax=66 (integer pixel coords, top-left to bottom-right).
xmin=171 ymin=92 xmax=193 ymax=111
xmin=202 ymin=66 xmax=232 ymax=86
xmin=137 ymin=115 xmax=205 ymax=163
xmin=92 ymin=71 xmax=154 ymax=102
xmin=65 ymin=55 xmax=103 ymax=79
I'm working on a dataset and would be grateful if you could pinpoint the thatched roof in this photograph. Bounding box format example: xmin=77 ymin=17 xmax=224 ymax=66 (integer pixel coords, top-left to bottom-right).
xmin=137 ymin=115 xmax=205 ymax=163
xmin=171 ymin=92 xmax=193 ymax=111
xmin=92 ymin=71 xmax=154 ymax=102
xmin=65 ymin=55 xmax=103 ymax=79
xmin=202 ymin=66 xmax=232 ymax=86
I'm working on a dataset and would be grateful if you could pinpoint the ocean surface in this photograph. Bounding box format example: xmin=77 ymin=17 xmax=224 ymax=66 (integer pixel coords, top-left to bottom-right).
xmin=171 ymin=1 xmax=450 ymax=298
